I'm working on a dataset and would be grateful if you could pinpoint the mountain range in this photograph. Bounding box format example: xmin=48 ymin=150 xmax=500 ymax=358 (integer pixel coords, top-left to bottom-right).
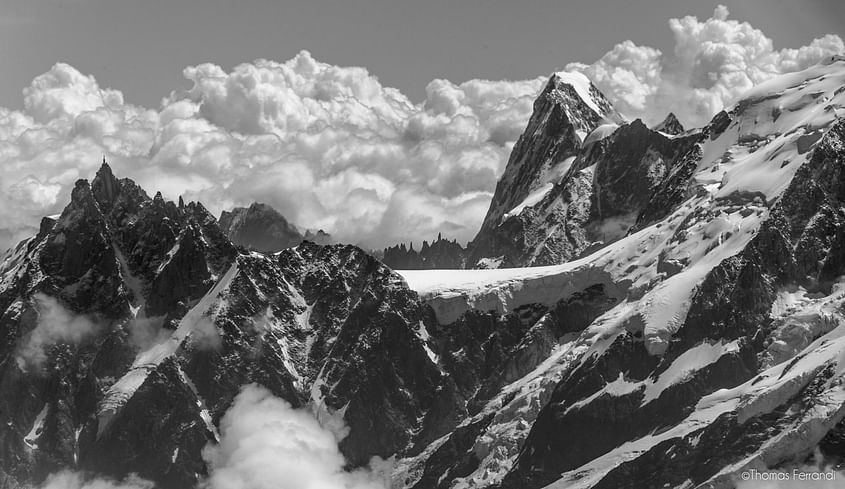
xmin=2 ymin=55 xmax=845 ymax=489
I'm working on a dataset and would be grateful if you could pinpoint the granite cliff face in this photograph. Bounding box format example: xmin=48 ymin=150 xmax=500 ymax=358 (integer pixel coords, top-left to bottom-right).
xmin=1 ymin=56 xmax=845 ymax=489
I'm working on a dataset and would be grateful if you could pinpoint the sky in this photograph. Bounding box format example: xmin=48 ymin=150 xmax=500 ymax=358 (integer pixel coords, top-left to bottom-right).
xmin=2 ymin=0 xmax=844 ymax=109
xmin=0 ymin=1 xmax=843 ymax=252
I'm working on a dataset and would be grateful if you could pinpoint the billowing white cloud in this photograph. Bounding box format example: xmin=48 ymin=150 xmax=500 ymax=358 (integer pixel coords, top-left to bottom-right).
xmin=34 ymin=384 xmax=387 ymax=489
xmin=202 ymin=384 xmax=389 ymax=489
xmin=0 ymin=10 xmax=841 ymax=251
xmin=16 ymin=293 xmax=102 ymax=370
xmin=567 ymin=5 xmax=844 ymax=127
xmin=0 ymin=55 xmax=543 ymax=251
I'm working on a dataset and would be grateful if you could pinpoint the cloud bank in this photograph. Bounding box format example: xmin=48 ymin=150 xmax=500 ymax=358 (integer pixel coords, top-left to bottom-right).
xmin=0 ymin=6 xmax=840 ymax=251
xmin=0 ymin=53 xmax=543 ymax=251
xmin=567 ymin=5 xmax=844 ymax=127
xmin=202 ymin=384 xmax=388 ymax=489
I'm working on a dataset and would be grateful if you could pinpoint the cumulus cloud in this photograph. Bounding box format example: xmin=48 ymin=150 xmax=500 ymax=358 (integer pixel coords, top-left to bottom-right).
xmin=0 ymin=10 xmax=840 ymax=251
xmin=35 ymin=470 xmax=153 ymax=489
xmin=0 ymin=55 xmax=543 ymax=251
xmin=202 ymin=384 xmax=388 ymax=489
xmin=567 ymin=5 xmax=844 ymax=127
xmin=16 ymin=293 xmax=101 ymax=370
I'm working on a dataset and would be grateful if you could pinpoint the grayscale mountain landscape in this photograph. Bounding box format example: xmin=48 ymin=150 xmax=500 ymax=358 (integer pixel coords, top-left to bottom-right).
xmin=1 ymin=3 xmax=845 ymax=489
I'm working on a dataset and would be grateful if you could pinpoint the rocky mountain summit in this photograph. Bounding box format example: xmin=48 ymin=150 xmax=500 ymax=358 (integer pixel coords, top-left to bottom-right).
xmin=219 ymin=202 xmax=333 ymax=252
xmin=1 ymin=55 xmax=845 ymax=489
xmin=218 ymin=202 xmax=305 ymax=252
xmin=466 ymin=71 xmax=702 ymax=269
xmin=653 ymin=112 xmax=685 ymax=136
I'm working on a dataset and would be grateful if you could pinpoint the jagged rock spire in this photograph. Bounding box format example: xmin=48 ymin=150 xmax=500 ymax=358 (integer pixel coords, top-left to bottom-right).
xmin=92 ymin=157 xmax=121 ymax=211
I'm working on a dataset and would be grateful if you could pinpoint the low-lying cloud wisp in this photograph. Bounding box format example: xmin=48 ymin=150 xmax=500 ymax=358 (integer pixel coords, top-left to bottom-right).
xmin=16 ymin=293 xmax=101 ymax=371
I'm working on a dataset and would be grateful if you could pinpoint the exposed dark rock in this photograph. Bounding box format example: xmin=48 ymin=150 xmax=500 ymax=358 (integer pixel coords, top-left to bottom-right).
xmin=469 ymin=112 xmax=701 ymax=267
xmin=382 ymin=234 xmax=467 ymax=269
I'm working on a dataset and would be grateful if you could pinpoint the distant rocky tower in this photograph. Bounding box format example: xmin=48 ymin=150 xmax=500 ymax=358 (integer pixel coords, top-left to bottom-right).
xmin=218 ymin=202 xmax=304 ymax=252
xmin=653 ymin=112 xmax=685 ymax=135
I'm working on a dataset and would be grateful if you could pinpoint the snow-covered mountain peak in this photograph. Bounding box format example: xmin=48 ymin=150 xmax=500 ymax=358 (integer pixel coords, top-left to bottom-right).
xmin=549 ymin=71 xmax=624 ymax=129
xmin=469 ymin=75 xmax=701 ymax=268
xmin=469 ymin=72 xmax=628 ymax=266
xmin=397 ymin=58 xmax=845 ymax=489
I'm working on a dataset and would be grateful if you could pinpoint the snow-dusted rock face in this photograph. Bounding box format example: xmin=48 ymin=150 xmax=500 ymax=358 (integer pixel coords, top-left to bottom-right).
xmin=468 ymin=73 xmax=700 ymax=268
xmin=467 ymin=73 xmax=621 ymax=266
xmin=0 ymin=165 xmax=579 ymax=489
xmin=219 ymin=202 xmax=304 ymax=252
xmin=0 ymin=163 xmax=241 ymax=487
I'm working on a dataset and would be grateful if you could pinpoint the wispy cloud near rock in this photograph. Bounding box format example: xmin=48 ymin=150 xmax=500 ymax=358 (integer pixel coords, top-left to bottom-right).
xmin=16 ymin=293 xmax=102 ymax=370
